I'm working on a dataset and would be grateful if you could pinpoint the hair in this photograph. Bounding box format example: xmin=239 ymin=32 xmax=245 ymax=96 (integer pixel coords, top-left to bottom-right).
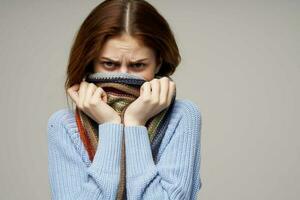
xmin=64 ymin=0 xmax=181 ymax=109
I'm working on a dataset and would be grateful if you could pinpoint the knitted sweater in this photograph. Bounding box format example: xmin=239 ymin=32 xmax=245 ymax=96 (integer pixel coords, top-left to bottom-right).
xmin=47 ymin=99 xmax=203 ymax=200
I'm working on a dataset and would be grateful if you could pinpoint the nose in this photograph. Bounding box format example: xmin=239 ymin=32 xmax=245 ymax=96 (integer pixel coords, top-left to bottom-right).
xmin=119 ymin=64 xmax=129 ymax=73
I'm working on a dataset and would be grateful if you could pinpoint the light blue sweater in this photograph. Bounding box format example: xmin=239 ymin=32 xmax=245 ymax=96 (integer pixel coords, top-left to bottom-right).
xmin=47 ymin=99 xmax=203 ymax=200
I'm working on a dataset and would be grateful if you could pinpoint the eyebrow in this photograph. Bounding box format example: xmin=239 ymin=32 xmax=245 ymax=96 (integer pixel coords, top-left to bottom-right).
xmin=100 ymin=56 xmax=149 ymax=63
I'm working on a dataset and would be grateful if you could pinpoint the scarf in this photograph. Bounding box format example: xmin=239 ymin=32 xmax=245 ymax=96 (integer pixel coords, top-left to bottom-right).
xmin=74 ymin=72 xmax=176 ymax=200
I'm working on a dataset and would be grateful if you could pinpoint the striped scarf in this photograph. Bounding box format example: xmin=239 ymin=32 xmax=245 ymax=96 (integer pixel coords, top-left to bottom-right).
xmin=74 ymin=72 xmax=176 ymax=200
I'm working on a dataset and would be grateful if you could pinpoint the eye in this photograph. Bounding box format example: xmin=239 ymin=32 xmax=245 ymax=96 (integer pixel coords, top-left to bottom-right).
xmin=101 ymin=61 xmax=116 ymax=68
xmin=131 ymin=63 xmax=146 ymax=69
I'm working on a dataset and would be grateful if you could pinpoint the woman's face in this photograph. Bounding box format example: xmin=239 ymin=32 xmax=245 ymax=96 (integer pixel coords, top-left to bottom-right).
xmin=93 ymin=33 xmax=161 ymax=81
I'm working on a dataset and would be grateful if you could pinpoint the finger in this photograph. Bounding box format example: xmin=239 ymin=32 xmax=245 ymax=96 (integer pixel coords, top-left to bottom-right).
xmin=84 ymin=83 xmax=97 ymax=105
xmin=67 ymin=84 xmax=80 ymax=104
xmin=68 ymin=84 xmax=80 ymax=92
xmin=159 ymin=77 xmax=169 ymax=104
xmin=141 ymin=81 xmax=151 ymax=98
xmin=91 ymin=86 xmax=107 ymax=103
xmin=78 ymin=81 xmax=88 ymax=107
xmin=167 ymin=81 xmax=176 ymax=105
xmin=150 ymin=78 xmax=160 ymax=101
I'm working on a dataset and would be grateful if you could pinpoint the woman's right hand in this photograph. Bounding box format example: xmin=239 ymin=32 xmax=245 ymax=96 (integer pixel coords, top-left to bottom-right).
xmin=67 ymin=81 xmax=121 ymax=124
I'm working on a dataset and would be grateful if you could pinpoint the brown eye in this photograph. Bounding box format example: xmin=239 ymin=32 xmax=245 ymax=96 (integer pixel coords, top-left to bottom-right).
xmin=131 ymin=63 xmax=146 ymax=68
xmin=102 ymin=61 xmax=115 ymax=68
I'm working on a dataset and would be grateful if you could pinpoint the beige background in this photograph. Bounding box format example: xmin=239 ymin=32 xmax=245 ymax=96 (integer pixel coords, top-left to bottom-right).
xmin=0 ymin=0 xmax=299 ymax=199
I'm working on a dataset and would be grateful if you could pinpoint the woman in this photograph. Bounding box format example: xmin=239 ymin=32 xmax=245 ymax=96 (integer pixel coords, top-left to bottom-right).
xmin=47 ymin=0 xmax=202 ymax=199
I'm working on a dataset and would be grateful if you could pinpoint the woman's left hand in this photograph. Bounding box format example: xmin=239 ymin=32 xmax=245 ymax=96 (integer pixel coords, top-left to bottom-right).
xmin=124 ymin=77 xmax=176 ymax=126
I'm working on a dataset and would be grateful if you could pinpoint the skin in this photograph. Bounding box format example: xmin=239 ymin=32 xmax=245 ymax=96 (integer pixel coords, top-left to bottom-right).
xmin=68 ymin=33 xmax=176 ymax=126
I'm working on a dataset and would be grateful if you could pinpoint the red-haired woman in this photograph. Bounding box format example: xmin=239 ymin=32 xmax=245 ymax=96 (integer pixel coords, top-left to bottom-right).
xmin=47 ymin=1 xmax=202 ymax=199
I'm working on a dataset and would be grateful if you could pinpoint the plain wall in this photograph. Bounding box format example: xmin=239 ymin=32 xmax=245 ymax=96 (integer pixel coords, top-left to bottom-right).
xmin=0 ymin=0 xmax=299 ymax=199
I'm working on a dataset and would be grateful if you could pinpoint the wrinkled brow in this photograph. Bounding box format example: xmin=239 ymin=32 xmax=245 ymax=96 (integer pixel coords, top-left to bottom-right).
xmin=100 ymin=56 xmax=149 ymax=63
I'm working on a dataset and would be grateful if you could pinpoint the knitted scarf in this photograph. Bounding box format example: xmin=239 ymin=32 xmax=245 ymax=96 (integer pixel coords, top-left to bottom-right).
xmin=74 ymin=72 xmax=176 ymax=200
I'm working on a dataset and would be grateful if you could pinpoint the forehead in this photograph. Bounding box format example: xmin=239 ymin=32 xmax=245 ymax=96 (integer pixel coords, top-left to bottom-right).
xmin=99 ymin=34 xmax=155 ymax=59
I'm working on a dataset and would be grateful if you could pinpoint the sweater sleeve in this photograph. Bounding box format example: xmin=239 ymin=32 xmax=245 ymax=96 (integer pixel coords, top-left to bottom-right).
xmin=124 ymin=100 xmax=202 ymax=200
xmin=47 ymin=110 xmax=124 ymax=200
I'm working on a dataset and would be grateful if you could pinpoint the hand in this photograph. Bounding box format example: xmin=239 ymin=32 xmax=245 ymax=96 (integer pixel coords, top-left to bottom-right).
xmin=67 ymin=81 xmax=121 ymax=124
xmin=124 ymin=77 xmax=176 ymax=126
